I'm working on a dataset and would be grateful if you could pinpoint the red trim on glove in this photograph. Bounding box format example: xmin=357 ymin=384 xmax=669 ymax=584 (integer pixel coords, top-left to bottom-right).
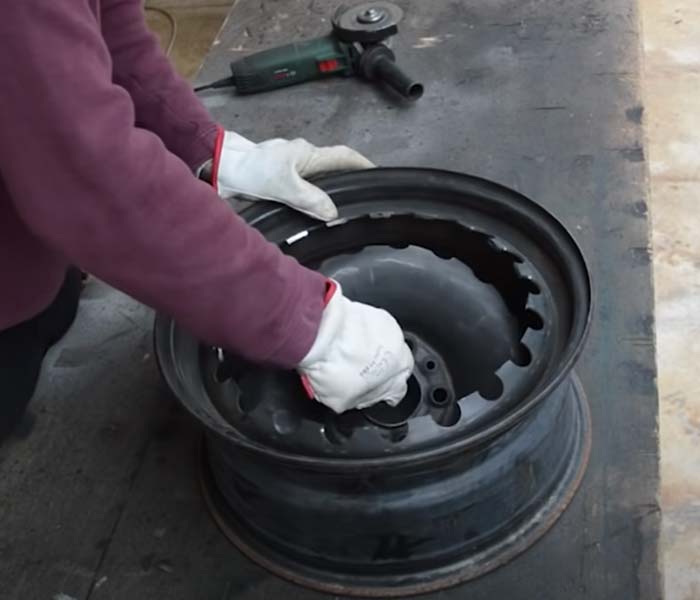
xmin=300 ymin=375 xmax=315 ymax=398
xmin=323 ymin=279 xmax=338 ymax=307
xmin=211 ymin=126 xmax=225 ymax=193
xmin=300 ymin=279 xmax=338 ymax=400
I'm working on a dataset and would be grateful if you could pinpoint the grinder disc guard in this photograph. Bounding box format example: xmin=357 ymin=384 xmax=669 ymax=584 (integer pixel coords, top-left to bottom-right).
xmin=332 ymin=2 xmax=404 ymax=43
xmin=154 ymin=168 xmax=592 ymax=596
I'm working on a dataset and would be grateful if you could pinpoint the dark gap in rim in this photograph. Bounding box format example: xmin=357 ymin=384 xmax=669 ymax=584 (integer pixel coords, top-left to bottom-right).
xmin=525 ymin=309 xmax=544 ymax=331
xmin=479 ymin=375 xmax=505 ymax=401
xmin=511 ymin=344 xmax=533 ymax=367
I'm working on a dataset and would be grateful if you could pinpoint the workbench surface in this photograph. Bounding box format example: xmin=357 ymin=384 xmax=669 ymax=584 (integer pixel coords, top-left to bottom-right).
xmin=0 ymin=1 xmax=660 ymax=598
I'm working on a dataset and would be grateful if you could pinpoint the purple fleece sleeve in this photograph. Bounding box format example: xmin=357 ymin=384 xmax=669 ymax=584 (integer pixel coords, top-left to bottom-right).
xmin=0 ymin=1 xmax=325 ymax=367
xmin=99 ymin=0 xmax=218 ymax=170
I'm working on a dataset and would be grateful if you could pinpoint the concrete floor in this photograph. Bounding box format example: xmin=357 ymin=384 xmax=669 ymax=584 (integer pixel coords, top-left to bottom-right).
xmin=145 ymin=1 xmax=700 ymax=598
xmin=641 ymin=1 xmax=700 ymax=599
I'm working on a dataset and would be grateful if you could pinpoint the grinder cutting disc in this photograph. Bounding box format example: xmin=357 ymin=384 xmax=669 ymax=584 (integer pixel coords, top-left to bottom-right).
xmin=332 ymin=1 xmax=404 ymax=43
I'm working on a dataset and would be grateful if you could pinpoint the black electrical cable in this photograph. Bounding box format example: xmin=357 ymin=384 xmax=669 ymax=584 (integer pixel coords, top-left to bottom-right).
xmin=193 ymin=76 xmax=236 ymax=93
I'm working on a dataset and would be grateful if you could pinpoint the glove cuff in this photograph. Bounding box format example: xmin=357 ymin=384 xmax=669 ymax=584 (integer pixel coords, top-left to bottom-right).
xmin=212 ymin=129 xmax=260 ymax=195
xmin=322 ymin=279 xmax=338 ymax=306
xmin=299 ymin=279 xmax=340 ymax=398
xmin=210 ymin=126 xmax=226 ymax=193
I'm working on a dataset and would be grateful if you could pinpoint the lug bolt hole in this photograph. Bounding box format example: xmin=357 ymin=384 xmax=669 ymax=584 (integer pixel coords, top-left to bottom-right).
xmin=430 ymin=387 xmax=449 ymax=406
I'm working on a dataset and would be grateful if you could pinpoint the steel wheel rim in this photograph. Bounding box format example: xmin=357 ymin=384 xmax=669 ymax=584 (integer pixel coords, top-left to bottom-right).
xmin=154 ymin=168 xmax=593 ymax=595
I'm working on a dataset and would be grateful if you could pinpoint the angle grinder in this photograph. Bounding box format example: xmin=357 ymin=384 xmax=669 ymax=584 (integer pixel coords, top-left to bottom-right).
xmin=194 ymin=1 xmax=423 ymax=101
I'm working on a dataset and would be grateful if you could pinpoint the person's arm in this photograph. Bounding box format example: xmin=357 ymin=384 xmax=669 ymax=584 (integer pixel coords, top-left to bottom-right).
xmin=99 ymin=0 xmax=375 ymax=222
xmin=99 ymin=0 xmax=217 ymax=171
xmin=0 ymin=1 xmax=325 ymax=367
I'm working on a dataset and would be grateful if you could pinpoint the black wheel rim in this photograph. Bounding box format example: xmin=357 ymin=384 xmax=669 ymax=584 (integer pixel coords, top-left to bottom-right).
xmin=154 ymin=168 xmax=593 ymax=595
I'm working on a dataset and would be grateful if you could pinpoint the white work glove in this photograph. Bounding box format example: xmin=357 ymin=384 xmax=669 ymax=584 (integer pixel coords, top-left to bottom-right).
xmin=213 ymin=130 xmax=374 ymax=221
xmin=298 ymin=281 xmax=414 ymax=414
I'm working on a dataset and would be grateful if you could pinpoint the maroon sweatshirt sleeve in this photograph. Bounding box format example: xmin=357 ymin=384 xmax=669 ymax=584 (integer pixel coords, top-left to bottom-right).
xmin=99 ymin=0 xmax=218 ymax=170
xmin=0 ymin=1 xmax=325 ymax=367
